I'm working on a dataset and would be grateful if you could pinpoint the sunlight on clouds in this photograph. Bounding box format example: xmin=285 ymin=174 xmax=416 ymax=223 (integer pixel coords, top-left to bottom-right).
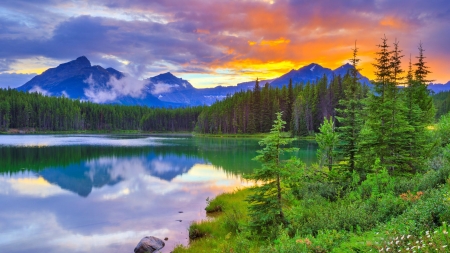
xmin=2 ymin=176 xmax=68 ymax=197
xmin=101 ymin=54 xmax=130 ymax=65
xmin=248 ymin=38 xmax=290 ymax=47
xmin=181 ymin=60 xmax=300 ymax=88
xmin=222 ymin=59 xmax=299 ymax=80
xmin=8 ymin=57 xmax=61 ymax=75
xmin=173 ymin=164 xmax=253 ymax=191
xmin=380 ymin=16 xmax=407 ymax=29
xmin=101 ymin=188 xmax=130 ymax=200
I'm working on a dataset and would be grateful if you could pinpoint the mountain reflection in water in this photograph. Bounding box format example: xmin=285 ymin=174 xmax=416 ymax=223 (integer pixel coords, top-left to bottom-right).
xmin=0 ymin=135 xmax=317 ymax=253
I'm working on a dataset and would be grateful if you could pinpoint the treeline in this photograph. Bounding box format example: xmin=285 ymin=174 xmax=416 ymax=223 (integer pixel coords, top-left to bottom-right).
xmin=195 ymin=75 xmax=369 ymax=135
xmin=432 ymin=90 xmax=450 ymax=119
xmin=0 ymin=88 xmax=203 ymax=132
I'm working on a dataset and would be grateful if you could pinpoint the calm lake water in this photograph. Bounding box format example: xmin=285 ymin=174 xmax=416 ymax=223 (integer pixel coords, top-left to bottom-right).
xmin=0 ymin=134 xmax=317 ymax=253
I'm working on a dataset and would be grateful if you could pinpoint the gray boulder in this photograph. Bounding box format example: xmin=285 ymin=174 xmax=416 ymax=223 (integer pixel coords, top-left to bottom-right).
xmin=134 ymin=236 xmax=165 ymax=253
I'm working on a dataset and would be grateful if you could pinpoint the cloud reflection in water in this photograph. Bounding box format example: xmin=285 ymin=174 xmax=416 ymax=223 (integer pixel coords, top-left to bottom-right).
xmin=0 ymin=140 xmax=254 ymax=253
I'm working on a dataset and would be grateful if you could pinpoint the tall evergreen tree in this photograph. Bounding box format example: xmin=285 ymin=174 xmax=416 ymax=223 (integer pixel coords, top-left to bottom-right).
xmin=359 ymin=36 xmax=413 ymax=174
xmin=336 ymin=42 xmax=364 ymax=174
xmin=245 ymin=112 xmax=298 ymax=235
xmin=285 ymin=78 xmax=294 ymax=132
xmin=253 ymin=79 xmax=262 ymax=132
xmin=403 ymin=45 xmax=435 ymax=171
xmin=413 ymin=43 xmax=435 ymax=124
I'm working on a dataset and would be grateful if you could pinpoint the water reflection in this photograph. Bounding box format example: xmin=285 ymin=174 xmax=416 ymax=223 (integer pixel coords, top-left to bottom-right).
xmin=0 ymin=135 xmax=317 ymax=253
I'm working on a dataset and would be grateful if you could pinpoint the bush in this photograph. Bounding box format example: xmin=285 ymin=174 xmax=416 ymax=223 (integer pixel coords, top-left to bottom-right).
xmin=436 ymin=113 xmax=450 ymax=147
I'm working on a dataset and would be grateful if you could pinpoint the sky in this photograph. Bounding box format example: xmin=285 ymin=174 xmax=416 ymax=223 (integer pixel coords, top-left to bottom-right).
xmin=0 ymin=0 xmax=449 ymax=88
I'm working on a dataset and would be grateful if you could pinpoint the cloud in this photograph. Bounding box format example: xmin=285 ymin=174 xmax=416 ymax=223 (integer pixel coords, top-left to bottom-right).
xmin=61 ymin=90 xmax=69 ymax=98
xmin=83 ymin=74 xmax=149 ymax=103
xmin=0 ymin=73 xmax=35 ymax=88
xmin=0 ymin=58 xmax=16 ymax=72
xmin=29 ymin=85 xmax=51 ymax=96
xmin=0 ymin=0 xmax=449 ymax=84
xmin=150 ymin=83 xmax=179 ymax=95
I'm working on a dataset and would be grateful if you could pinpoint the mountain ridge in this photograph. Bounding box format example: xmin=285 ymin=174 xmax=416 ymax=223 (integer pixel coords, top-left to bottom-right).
xmin=17 ymin=56 xmax=439 ymax=107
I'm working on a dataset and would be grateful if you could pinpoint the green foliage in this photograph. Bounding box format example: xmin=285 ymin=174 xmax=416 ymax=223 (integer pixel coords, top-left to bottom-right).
xmin=315 ymin=117 xmax=339 ymax=171
xmin=245 ymin=112 xmax=301 ymax=237
xmin=177 ymin=38 xmax=444 ymax=253
xmin=357 ymin=36 xmax=435 ymax=174
xmin=336 ymin=42 xmax=365 ymax=175
xmin=433 ymin=90 xmax=450 ymax=119
xmin=0 ymin=88 xmax=203 ymax=132
xmin=436 ymin=112 xmax=450 ymax=147
xmin=360 ymin=158 xmax=394 ymax=198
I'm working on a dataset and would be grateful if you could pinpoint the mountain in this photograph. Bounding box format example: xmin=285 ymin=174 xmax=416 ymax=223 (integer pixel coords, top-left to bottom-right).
xmin=428 ymin=82 xmax=450 ymax=93
xmin=16 ymin=56 xmax=174 ymax=107
xmin=16 ymin=56 xmax=372 ymax=107
xmin=333 ymin=63 xmax=371 ymax=85
xmin=269 ymin=63 xmax=371 ymax=88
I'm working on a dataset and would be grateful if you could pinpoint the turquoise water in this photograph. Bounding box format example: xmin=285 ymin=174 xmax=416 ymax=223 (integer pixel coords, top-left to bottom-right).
xmin=0 ymin=134 xmax=317 ymax=252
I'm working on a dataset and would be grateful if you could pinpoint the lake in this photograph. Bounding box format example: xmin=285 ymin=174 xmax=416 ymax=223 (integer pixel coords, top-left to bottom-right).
xmin=0 ymin=134 xmax=317 ymax=253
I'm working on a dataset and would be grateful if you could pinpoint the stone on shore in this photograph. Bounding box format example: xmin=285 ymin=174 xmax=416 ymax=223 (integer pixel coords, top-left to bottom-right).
xmin=134 ymin=236 xmax=165 ymax=253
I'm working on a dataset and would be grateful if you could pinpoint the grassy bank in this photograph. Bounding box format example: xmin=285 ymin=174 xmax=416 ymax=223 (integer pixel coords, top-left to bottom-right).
xmin=174 ymin=164 xmax=450 ymax=252
xmin=173 ymin=188 xmax=254 ymax=253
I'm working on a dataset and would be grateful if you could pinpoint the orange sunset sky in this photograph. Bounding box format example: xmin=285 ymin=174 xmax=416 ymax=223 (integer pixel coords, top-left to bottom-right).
xmin=0 ymin=0 xmax=449 ymax=88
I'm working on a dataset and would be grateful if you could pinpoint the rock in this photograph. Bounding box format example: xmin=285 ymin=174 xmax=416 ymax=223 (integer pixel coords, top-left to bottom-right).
xmin=134 ymin=236 xmax=165 ymax=253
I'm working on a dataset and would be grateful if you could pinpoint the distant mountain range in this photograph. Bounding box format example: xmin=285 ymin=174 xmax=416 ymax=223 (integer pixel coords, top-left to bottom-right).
xmin=15 ymin=56 xmax=449 ymax=107
xmin=428 ymin=82 xmax=450 ymax=93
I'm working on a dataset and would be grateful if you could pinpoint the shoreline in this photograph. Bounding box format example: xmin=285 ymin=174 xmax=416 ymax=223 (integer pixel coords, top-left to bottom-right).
xmin=1 ymin=128 xmax=316 ymax=140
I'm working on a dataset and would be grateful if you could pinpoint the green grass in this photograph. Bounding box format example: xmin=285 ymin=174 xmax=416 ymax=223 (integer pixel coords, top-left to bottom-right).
xmin=173 ymin=188 xmax=254 ymax=253
xmin=173 ymin=167 xmax=450 ymax=253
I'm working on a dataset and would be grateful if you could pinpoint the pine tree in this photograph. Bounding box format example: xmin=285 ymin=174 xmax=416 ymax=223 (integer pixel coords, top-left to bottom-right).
xmin=245 ymin=112 xmax=298 ymax=235
xmin=414 ymin=42 xmax=432 ymax=84
xmin=253 ymin=79 xmax=262 ymax=132
xmin=285 ymin=78 xmax=294 ymax=131
xmin=403 ymin=45 xmax=436 ymax=171
xmin=336 ymin=41 xmax=364 ymax=174
xmin=413 ymin=43 xmax=435 ymax=124
xmin=359 ymin=36 xmax=413 ymax=174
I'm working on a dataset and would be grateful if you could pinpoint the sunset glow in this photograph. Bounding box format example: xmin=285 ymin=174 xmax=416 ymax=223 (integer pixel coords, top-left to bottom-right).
xmin=0 ymin=0 xmax=449 ymax=88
